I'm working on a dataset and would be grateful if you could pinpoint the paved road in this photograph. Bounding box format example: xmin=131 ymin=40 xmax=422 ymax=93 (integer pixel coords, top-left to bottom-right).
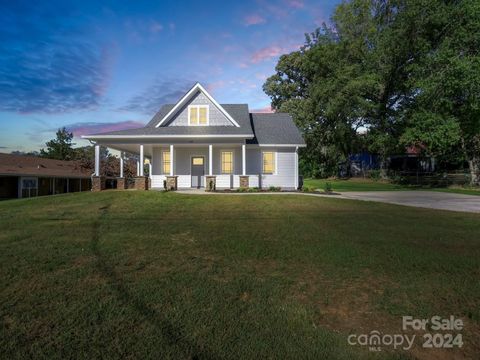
xmin=340 ymin=191 xmax=480 ymax=213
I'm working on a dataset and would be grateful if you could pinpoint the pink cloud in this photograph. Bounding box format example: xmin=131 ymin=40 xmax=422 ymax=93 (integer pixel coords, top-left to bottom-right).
xmin=251 ymin=105 xmax=274 ymax=113
xmin=251 ymin=46 xmax=283 ymax=63
xmin=287 ymin=0 xmax=304 ymax=8
xmin=206 ymin=80 xmax=226 ymax=93
xmin=67 ymin=120 xmax=145 ymax=137
xmin=244 ymin=14 xmax=266 ymax=26
xmin=250 ymin=44 xmax=301 ymax=63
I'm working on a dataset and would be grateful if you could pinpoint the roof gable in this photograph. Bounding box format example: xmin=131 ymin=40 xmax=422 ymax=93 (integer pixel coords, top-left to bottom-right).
xmin=165 ymin=90 xmax=234 ymax=127
xmin=155 ymin=83 xmax=240 ymax=127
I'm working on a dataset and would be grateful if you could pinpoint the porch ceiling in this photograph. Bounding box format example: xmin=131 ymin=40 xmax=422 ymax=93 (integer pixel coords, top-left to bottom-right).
xmin=99 ymin=143 xmax=246 ymax=156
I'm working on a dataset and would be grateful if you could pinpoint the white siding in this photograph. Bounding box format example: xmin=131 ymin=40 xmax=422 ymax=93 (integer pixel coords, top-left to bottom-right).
xmin=246 ymin=147 xmax=296 ymax=189
xmin=215 ymin=174 xmax=233 ymax=189
xmin=165 ymin=91 xmax=234 ymax=126
xmin=151 ymin=175 xmax=166 ymax=188
xmin=150 ymin=145 xmax=297 ymax=189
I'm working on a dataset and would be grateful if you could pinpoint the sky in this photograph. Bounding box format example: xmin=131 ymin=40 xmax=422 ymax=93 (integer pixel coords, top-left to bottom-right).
xmin=0 ymin=0 xmax=339 ymax=152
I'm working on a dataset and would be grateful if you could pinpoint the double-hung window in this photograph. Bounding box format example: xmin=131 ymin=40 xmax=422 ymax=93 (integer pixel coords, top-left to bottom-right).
xmin=162 ymin=151 xmax=170 ymax=174
xmin=221 ymin=151 xmax=233 ymax=174
xmin=262 ymin=152 xmax=275 ymax=174
xmin=188 ymin=105 xmax=208 ymax=125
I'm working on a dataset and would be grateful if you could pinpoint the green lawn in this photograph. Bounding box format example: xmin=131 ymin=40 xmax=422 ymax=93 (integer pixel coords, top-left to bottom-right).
xmin=304 ymin=177 xmax=480 ymax=195
xmin=303 ymin=178 xmax=410 ymax=192
xmin=1 ymin=191 xmax=479 ymax=359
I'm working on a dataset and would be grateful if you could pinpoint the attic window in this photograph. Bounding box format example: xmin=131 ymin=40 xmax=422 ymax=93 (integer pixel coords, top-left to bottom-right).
xmin=188 ymin=105 xmax=209 ymax=125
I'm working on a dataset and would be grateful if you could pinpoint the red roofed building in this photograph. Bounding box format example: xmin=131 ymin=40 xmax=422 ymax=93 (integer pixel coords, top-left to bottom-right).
xmin=0 ymin=153 xmax=91 ymax=199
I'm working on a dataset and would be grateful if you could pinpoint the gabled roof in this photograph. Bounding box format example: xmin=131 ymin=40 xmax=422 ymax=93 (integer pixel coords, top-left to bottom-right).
xmin=247 ymin=113 xmax=305 ymax=146
xmin=155 ymin=83 xmax=240 ymax=127
xmin=91 ymin=104 xmax=253 ymax=137
xmin=81 ymin=81 xmax=305 ymax=146
xmin=0 ymin=153 xmax=91 ymax=178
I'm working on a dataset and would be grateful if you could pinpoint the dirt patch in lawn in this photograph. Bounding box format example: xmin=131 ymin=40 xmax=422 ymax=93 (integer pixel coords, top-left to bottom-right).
xmin=288 ymin=269 xmax=477 ymax=360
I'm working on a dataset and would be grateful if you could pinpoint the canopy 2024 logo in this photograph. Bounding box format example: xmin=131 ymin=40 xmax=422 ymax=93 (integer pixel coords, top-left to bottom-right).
xmin=347 ymin=316 xmax=464 ymax=352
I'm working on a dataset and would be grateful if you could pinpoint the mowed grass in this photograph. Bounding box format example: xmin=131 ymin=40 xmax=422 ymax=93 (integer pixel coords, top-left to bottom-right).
xmin=1 ymin=191 xmax=479 ymax=359
xmin=304 ymin=177 xmax=480 ymax=195
xmin=304 ymin=178 xmax=409 ymax=192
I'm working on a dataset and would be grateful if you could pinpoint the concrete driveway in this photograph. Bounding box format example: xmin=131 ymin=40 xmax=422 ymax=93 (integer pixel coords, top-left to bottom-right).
xmin=340 ymin=191 xmax=480 ymax=213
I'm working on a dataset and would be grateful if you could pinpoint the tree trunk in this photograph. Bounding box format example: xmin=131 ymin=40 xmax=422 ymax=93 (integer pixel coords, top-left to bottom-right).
xmin=468 ymin=156 xmax=479 ymax=186
xmin=379 ymin=153 xmax=388 ymax=179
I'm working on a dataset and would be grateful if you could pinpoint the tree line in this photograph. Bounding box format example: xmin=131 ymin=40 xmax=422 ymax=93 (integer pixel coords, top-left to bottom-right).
xmin=263 ymin=0 xmax=480 ymax=185
xmin=37 ymin=127 xmax=138 ymax=178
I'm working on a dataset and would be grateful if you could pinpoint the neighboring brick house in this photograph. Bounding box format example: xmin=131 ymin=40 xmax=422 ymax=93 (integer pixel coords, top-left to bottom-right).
xmin=0 ymin=153 xmax=91 ymax=199
xmin=83 ymin=83 xmax=305 ymax=191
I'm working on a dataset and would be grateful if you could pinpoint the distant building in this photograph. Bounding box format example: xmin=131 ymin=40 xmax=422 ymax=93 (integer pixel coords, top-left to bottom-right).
xmin=0 ymin=153 xmax=91 ymax=199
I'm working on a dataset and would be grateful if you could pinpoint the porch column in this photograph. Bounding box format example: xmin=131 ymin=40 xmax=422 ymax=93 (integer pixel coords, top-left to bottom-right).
xmin=92 ymin=144 xmax=105 ymax=191
xmin=136 ymin=161 xmax=140 ymax=176
xmin=242 ymin=144 xmax=246 ymax=176
xmin=169 ymin=144 xmax=174 ymax=176
xmin=139 ymin=144 xmax=144 ymax=176
xmin=119 ymin=152 xmax=124 ymax=178
xmin=94 ymin=144 xmax=100 ymax=176
xmin=148 ymin=161 xmax=152 ymax=178
xmin=209 ymin=144 xmax=213 ymax=175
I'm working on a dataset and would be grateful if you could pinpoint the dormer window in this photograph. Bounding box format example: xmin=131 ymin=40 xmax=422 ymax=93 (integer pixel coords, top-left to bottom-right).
xmin=188 ymin=105 xmax=209 ymax=125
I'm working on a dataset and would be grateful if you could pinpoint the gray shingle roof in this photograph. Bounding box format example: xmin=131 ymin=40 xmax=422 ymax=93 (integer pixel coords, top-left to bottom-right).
xmin=87 ymin=104 xmax=304 ymax=145
xmin=248 ymin=113 xmax=305 ymax=145
xmin=95 ymin=104 xmax=254 ymax=136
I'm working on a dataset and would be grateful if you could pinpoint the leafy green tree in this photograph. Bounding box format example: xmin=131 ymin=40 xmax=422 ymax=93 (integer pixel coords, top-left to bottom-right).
xmin=40 ymin=127 xmax=75 ymax=160
xmin=264 ymin=0 xmax=480 ymax=185
xmin=401 ymin=0 xmax=480 ymax=184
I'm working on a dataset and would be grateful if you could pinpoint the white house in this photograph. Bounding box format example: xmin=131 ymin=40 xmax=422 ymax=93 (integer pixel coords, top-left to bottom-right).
xmin=82 ymin=83 xmax=305 ymax=191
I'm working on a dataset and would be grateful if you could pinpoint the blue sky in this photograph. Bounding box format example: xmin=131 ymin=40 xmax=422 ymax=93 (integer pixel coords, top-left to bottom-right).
xmin=0 ymin=0 xmax=338 ymax=152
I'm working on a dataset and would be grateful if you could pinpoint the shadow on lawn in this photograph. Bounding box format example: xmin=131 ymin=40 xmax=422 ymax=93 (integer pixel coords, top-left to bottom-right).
xmin=90 ymin=204 xmax=213 ymax=360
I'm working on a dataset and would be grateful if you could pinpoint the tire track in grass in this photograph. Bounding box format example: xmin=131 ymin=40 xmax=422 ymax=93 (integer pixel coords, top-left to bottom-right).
xmin=90 ymin=204 xmax=215 ymax=360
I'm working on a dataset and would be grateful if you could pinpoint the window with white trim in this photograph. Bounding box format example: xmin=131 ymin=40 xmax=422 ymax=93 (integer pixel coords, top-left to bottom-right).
xmin=188 ymin=105 xmax=208 ymax=125
xmin=262 ymin=152 xmax=275 ymax=174
xmin=162 ymin=151 xmax=170 ymax=174
xmin=221 ymin=151 xmax=233 ymax=174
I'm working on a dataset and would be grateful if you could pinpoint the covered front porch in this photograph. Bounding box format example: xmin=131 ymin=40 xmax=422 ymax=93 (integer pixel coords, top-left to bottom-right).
xmin=92 ymin=142 xmax=266 ymax=190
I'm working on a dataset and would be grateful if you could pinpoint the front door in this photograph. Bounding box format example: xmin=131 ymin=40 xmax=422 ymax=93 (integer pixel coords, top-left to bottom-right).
xmin=191 ymin=157 xmax=205 ymax=188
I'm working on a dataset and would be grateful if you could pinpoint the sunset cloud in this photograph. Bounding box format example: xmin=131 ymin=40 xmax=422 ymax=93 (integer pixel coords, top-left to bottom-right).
xmin=251 ymin=105 xmax=274 ymax=113
xmin=287 ymin=0 xmax=304 ymax=8
xmin=0 ymin=3 xmax=111 ymax=114
xmin=244 ymin=14 xmax=266 ymax=26
xmin=120 ymin=79 xmax=194 ymax=114
xmin=250 ymin=44 xmax=301 ymax=63
xmin=66 ymin=120 xmax=145 ymax=137
xmin=251 ymin=46 xmax=283 ymax=63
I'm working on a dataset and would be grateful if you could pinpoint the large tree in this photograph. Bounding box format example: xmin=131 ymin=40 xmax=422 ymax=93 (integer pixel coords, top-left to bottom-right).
xmin=401 ymin=0 xmax=480 ymax=184
xmin=40 ymin=127 xmax=75 ymax=160
xmin=264 ymin=0 xmax=480 ymax=184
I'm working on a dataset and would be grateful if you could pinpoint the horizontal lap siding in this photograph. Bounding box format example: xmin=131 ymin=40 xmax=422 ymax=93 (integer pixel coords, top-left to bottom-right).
xmin=151 ymin=146 xmax=297 ymax=189
xmin=151 ymin=175 xmax=166 ymax=188
xmin=216 ymin=175 xmax=233 ymax=188
xmin=247 ymin=147 xmax=296 ymax=189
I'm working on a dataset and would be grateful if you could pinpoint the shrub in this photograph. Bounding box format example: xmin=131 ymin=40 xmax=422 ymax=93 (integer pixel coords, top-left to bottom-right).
xmin=302 ymin=185 xmax=315 ymax=192
xmin=324 ymin=182 xmax=333 ymax=193
xmin=368 ymin=170 xmax=381 ymax=181
xmin=268 ymin=186 xmax=281 ymax=192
